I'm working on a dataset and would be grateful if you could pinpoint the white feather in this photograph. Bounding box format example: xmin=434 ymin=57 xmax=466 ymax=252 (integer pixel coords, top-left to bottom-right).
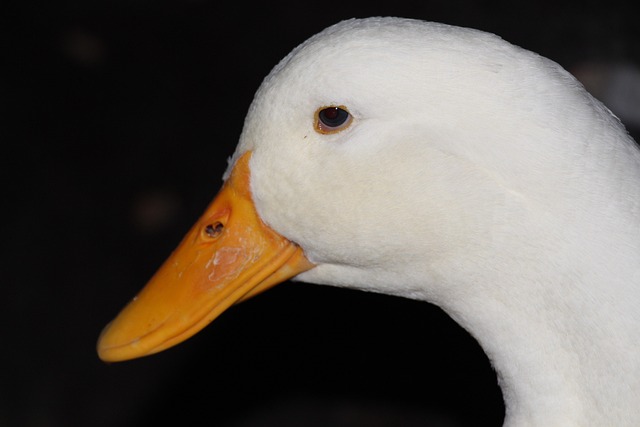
xmin=226 ymin=17 xmax=640 ymax=426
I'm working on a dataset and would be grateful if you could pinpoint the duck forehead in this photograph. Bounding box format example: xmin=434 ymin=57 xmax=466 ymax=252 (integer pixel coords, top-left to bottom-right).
xmin=245 ymin=21 xmax=531 ymax=136
xmin=277 ymin=19 xmax=509 ymax=82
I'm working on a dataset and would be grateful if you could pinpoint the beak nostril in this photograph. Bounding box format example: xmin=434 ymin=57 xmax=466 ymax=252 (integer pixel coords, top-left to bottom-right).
xmin=204 ymin=222 xmax=224 ymax=238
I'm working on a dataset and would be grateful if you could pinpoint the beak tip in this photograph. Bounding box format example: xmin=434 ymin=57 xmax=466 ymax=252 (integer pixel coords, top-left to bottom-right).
xmin=96 ymin=315 xmax=170 ymax=362
xmin=96 ymin=322 xmax=117 ymax=362
xmin=96 ymin=320 xmax=137 ymax=363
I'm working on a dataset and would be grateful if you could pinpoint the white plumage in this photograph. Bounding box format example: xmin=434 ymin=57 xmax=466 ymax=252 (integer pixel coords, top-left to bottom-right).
xmin=99 ymin=17 xmax=640 ymax=426
xmin=229 ymin=17 xmax=640 ymax=426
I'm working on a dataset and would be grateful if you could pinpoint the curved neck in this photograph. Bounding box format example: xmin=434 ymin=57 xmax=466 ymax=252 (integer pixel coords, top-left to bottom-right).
xmin=437 ymin=250 xmax=640 ymax=426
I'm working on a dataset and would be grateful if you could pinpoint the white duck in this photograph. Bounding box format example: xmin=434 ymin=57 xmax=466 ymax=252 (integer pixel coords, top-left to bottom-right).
xmin=98 ymin=17 xmax=640 ymax=426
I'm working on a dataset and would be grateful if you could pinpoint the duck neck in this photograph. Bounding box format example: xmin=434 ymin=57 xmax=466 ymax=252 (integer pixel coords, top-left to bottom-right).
xmin=436 ymin=252 xmax=640 ymax=427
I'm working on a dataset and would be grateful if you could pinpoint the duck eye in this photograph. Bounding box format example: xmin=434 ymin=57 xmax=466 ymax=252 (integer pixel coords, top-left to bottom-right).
xmin=315 ymin=106 xmax=352 ymax=134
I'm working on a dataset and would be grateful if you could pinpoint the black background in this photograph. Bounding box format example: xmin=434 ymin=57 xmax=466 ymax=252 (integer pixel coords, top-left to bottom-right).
xmin=4 ymin=1 xmax=639 ymax=426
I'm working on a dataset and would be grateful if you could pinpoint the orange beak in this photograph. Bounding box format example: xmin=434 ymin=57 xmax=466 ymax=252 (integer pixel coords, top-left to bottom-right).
xmin=97 ymin=151 xmax=314 ymax=362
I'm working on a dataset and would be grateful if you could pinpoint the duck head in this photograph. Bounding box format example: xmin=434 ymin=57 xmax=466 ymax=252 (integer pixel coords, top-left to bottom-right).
xmin=98 ymin=19 xmax=640 ymax=403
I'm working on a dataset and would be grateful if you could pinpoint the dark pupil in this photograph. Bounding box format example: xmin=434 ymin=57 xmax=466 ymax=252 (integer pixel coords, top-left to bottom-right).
xmin=319 ymin=107 xmax=348 ymax=127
